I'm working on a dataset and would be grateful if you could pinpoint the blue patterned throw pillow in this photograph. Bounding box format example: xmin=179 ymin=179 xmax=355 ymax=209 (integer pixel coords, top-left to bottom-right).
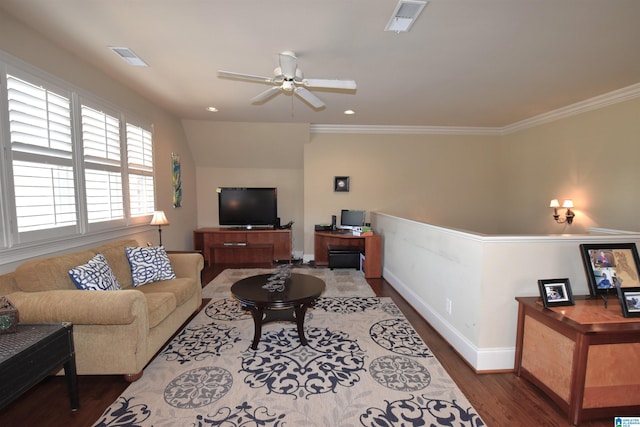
xmin=69 ymin=253 xmax=122 ymax=291
xmin=125 ymin=246 xmax=176 ymax=287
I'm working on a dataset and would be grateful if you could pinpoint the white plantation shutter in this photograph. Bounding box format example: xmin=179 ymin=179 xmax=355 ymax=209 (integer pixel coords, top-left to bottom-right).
xmin=0 ymin=60 xmax=158 ymax=250
xmin=81 ymin=105 xmax=124 ymax=223
xmin=126 ymin=123 xmax=154 ymax=216
xmin=7 ymin=74 xmax=77 ymax=233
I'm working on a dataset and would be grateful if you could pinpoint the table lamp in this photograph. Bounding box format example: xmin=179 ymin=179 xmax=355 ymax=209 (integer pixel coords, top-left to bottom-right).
xmin=150 ymin=211 xmax=169 ymax=246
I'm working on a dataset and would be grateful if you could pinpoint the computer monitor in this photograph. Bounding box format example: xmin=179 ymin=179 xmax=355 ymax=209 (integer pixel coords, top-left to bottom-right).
xmin=340 ymin=209 xmax=365 ymax=229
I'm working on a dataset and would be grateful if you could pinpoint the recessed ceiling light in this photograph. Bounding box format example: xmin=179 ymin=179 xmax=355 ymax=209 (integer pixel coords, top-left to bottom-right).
xmin=344 ymin=109 xmax=355 ymax=115
xmin=385 ymin=0 xmax=428 ymax=33
xmin=206 ymin=107 xmax=219 ymax=112
xmin=109 ymin=47 xmax=148 ymax=67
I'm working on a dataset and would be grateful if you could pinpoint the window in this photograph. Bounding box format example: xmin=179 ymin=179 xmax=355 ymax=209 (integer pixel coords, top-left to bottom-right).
xmin=126 ymin=123 xmax=155 ymax=217
xmin=7 ymin=74 xmax=77 ymax=234
xmin=80 ymin=104 xmax=124 ymax=224
xmin=0 ymin=56 xmax=155 ymax=250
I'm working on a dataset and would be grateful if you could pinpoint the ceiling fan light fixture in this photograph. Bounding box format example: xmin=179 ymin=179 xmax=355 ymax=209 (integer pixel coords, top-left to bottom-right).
xmin=385 ymin=0 xmax=428 ymax=33
xmin=282 ymin=80 xmax=295 ymax=92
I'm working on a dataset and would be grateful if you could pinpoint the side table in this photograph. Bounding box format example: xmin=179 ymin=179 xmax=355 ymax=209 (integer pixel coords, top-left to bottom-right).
xmin=0 ymin=323 xmax=79 ymax=411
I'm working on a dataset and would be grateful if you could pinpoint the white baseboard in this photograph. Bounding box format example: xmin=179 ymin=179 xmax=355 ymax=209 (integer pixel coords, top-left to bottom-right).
xmin=383 ymin=268 xmax=515 ymax=372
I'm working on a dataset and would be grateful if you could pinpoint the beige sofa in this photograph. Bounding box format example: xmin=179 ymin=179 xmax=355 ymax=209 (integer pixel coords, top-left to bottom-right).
xmin=0 ymin=239 xmax=203 ymax=381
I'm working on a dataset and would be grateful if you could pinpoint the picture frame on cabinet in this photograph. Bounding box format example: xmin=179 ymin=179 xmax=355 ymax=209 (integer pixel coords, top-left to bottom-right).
xmin=538 ymin=278 xmax=575 ymax=308
xmin=579 ymin=243 xmax=640 ymax=296
xmin=616 ymin=287 xmax=640 ymax=317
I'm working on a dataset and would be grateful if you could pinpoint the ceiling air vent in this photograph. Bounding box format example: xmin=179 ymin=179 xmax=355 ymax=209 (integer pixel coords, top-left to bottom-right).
xmin=385 ymin=0 xmax=428 ymax=33
xmin=110 ymin=47 xmax=148 ymax=67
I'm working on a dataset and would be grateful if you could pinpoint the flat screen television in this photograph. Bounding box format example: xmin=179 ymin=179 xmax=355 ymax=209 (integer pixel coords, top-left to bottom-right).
xmin=340 ymin=209 xmax=365 ymax=229
xmin=217 ymin=187 xmax=277 ymax=228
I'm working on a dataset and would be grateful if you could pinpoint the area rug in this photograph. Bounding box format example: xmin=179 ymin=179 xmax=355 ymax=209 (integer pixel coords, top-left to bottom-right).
xmin=202 ymin=267 xmax=376 ymax=299
xmin=94 ymin=271 xmax=486 ymax=426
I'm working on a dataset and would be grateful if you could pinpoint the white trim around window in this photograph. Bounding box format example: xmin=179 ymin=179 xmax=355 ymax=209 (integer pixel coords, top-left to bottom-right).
xmin=0 ymin=50 xmax=156 ymax=260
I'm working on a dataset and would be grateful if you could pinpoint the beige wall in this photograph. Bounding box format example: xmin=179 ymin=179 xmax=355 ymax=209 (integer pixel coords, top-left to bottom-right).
xmin=500 ymin=97 xmax=640 ymax=234
xmin=303 ymin=132 xmax=503 ymax=256
xmin=182 ymin=121 xmax=307 ymax=256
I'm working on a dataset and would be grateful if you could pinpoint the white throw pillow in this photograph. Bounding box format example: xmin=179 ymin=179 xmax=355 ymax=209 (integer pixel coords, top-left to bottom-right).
xmin=125 ymin=246 xmax=176 ymax=287
xmin=69 ymin=253 xmax=122 ymax=291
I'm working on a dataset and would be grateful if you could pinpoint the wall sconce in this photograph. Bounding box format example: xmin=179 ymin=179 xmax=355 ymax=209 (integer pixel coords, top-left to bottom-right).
xmin=549 ymin=199 xmax=575 ymax=224
xmin=150 ymin=211 xmax=170 ymax=246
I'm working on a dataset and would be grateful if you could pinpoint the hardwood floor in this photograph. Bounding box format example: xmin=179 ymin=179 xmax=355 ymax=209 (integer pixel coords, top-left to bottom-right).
xmin=0 ymin=264 xmax=613 ymax=427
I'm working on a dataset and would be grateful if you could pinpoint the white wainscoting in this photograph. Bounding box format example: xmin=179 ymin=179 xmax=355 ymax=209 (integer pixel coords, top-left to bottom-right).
xmin=372 ymin=212 xmax=640 ymax=372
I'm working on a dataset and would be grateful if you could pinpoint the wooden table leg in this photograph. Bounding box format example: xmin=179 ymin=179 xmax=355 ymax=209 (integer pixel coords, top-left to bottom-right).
xmin=295 ymin=304 xmax=310 ymax=346
xmin=248 ymin=306 xmax=264 ymax=350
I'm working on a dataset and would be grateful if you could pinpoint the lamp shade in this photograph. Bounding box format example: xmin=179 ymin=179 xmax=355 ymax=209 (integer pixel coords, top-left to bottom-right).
xmin=150 ymin=211 xmax=169 ymax=226
xmin=562 ymin=199 xmax=574 ymax=209
xmin=549 ymin=199 xmax=560 ymax=208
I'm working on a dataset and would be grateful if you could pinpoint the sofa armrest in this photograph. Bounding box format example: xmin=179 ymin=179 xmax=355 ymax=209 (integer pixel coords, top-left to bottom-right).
xmin=6 ymin=289 xmax=147 ymax=325
xmin=168 ymin=252 xmax=204 ymax=287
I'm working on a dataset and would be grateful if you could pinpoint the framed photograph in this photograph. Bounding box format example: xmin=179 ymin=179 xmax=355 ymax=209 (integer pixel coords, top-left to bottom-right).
xmin=616 ymin=287 xmax=640 ymax=317
xmin=334 ymin=176 xmax=350 ymax=192
xmin=538 ymin=278 xmax=575 ymax=307
xmin=579 ymin=243 xmax=640 ymax=297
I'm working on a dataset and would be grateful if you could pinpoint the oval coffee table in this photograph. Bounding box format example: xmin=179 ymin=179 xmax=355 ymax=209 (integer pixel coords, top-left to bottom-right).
xmin=231 ymin=273 xmax=325 ymax=350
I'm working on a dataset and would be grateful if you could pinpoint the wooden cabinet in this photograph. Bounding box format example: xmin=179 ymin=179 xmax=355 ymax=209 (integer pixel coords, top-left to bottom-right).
xmin=313 ymin=231 xmax=382 ymax=278
xmin=514 ymin=296 xmax=640 ymax=425
xmin=193 ymin=228 xmax=291 ymax=265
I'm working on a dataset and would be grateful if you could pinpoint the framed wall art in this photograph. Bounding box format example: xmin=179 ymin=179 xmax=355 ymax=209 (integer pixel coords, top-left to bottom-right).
xmin=172 ymin=153 xmax=182 ymax=208
xmin=334 ymin=176 xmax=350 ymax=192
xmin=537 ymin=278 xmax=575 ymax=308
xmin=579 ymin=243 xmax=640 ymax=296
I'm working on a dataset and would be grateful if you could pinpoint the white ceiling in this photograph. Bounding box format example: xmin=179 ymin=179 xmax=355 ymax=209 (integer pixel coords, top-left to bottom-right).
xmin=2 ymin=0 xmax=639 ymax=127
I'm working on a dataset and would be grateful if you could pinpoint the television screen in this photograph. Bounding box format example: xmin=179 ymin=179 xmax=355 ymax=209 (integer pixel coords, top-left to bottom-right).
xmin=340 ymin=209 xmax=365 ymax=229
xmin=217 ymin=187 xmax=277 ymax=227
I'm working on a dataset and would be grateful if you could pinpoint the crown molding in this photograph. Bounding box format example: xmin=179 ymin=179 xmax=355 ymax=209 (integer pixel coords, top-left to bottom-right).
xmin=501 ymin=83 xmax=640 ymax=135
xmin=311 ymin=83 xmax=640 ymax=136
xmin=310 ymin=124 xmax=502 ymax=135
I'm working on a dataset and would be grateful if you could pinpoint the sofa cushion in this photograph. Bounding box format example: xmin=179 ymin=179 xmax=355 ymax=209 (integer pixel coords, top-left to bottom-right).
xmin=125 ymin=246 xmax=176 ymax=287
xmin=95 ymin=239 xmax=139 ymax=288
xmin=144 ymin=292 xmax=177 ymax=328
xmin=15 ymin=250 xmax=96 ymax=292
xmin=68 ymin=253 xmax=122 ymax=291
xmin=133 ymin=278 xmax=196 ymax=307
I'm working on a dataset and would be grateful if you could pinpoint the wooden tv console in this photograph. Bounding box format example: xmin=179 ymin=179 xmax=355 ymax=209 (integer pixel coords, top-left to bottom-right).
xmin=313 ymin=230 xmax=382 ymax=278
xmin=193 ymin=228 xmax=291 ymax=265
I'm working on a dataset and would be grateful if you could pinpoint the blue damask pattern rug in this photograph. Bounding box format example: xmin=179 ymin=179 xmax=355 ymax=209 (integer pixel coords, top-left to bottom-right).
xmin=94 ymin=274 xmax=485 ymax=426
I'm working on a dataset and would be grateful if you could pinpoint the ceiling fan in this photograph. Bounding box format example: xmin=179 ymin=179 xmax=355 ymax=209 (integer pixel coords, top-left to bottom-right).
xmin=217 ymin=51 xmax=356 ymax=109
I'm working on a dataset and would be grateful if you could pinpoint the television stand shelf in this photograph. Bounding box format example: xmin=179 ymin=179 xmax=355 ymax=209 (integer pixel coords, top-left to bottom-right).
xmin=193 ymin=228 xmax=291 ymax=265
xmin=211 ymin=243 xmax=273 ymax=264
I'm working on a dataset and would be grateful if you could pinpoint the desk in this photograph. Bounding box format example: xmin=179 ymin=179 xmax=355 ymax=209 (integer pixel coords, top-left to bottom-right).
xmin=514 ymin=296 xmax=640 ymax=425
xmin=314 ymin=231 xmax=382 ymax=278
xmin=0 ymin=323 xmax=78 ymax=411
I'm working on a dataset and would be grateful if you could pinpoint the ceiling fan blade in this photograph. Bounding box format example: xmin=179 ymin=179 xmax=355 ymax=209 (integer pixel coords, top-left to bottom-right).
xmin=302 ymin=78 xmax=357 ymax=90
xmin=218 ymin=70 xmax=273 ymax=84
xmin=251 ymin=86 xmax=282 ymax=104
xmin=278 ymin=51 xmax=298 ymax=79
xmin=294 ymin=87 xmax=325 ymax=109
